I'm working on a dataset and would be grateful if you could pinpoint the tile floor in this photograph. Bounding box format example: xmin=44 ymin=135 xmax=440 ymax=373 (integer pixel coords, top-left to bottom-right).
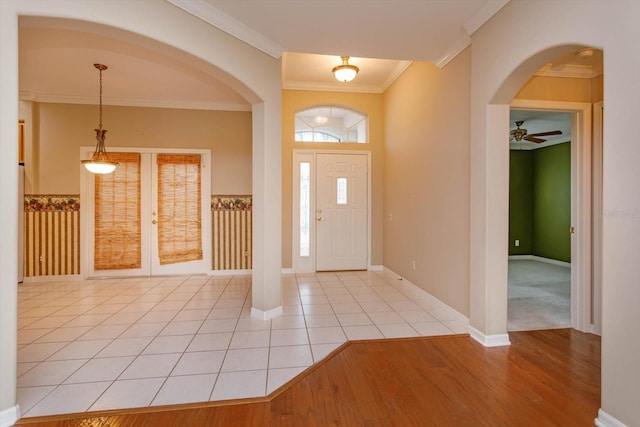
xmin=17 ymin=270 xmax=468 ymax=417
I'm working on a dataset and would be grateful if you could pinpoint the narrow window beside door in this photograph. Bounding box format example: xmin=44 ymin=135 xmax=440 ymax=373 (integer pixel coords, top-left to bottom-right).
xmin=300 ymin=162 xmax=311 ymax=257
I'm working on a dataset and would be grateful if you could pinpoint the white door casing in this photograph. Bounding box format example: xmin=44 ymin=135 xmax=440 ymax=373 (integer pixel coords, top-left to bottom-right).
xmin=509 ymin=99 xmax=596 ymax=333
xmin=292 ymin=150 xmax=370 ymax=273
xmin=81 ymin=147 xmax=211 ymax=278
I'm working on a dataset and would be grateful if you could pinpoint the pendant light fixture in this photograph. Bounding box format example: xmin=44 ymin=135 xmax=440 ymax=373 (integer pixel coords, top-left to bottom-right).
xmin=332 ymin=56 xmax=359 ymax=82
xmin=81 ymin=63 xmax=118 ymax=174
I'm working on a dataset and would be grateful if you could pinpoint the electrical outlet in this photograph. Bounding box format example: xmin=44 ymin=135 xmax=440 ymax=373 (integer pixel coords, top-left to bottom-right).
xmin=515 ymin=240 xmax=520 ymax=247
xmin=388 ymin=214 xmax=393 ymax=221
xmin=411 ymin=260 xmax=416 ymax=271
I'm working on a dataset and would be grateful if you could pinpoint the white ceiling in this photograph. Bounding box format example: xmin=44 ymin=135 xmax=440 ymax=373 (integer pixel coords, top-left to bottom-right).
xmin=169 ymin=0 xmax=510 ymax=62
xmin=18 ymin=1 xmax=602 ymax=118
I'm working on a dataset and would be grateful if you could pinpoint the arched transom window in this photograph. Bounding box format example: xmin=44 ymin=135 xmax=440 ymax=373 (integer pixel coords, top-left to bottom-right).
xmin=295 ymin=106 xmax=368 ymax=143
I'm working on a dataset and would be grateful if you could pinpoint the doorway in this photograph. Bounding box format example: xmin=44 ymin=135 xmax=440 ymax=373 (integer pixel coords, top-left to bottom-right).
xmin=507 ymin=109 xmax=572 ymax=331
xmin=509 ymin=99 xmax=599 ymax=333
xmin=292 ymin=150 xmax=370 ymax=273
xmin=81 ymin=148 xmax=212 ymax=277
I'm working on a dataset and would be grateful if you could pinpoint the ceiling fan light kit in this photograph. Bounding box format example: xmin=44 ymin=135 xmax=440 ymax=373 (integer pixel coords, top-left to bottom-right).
xmin=81 ymin=63 xmax=118 ymax=175
xmin=332 ymin=56 xmax=359 ymax=82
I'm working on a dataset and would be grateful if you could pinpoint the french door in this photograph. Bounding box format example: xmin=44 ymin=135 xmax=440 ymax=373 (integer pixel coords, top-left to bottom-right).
xmin=81 ymin=148 xmax=211 ymax=278
xmin=293 ymin=150 xmax=369 ymax=272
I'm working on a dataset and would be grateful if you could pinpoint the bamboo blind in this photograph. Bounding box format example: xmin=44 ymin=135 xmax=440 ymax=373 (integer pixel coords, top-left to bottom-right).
xmin=157 ymin=154 xmax=203 ymax=265
xmin=94 ymin=153 xmax=142 ymax=270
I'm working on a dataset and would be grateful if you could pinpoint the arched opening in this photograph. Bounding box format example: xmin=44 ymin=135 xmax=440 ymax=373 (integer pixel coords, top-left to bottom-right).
xmin=470 ymin=44 xmax=602 ymax=345
xmin=1 ymin=3 xmax=282 ymax=422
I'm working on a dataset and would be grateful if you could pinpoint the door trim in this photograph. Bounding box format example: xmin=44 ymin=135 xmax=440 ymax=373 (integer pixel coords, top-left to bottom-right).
xmin=510 ymin=99 xmax=596 ymax=333
xmin=291 ymin=149 xmax=371 ymax=273
xmin=80 ymin=146 xmax=212 ymax=278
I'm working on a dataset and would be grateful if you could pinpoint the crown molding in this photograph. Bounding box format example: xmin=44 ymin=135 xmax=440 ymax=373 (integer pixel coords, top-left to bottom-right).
xmin=509 ymin=139 xmax=570 ymax=151
xmin=19 ymin=91 xmax=251 ymax=112
xmin=382 ymin=61 xmax=413 ymax=91
xmin=165 ymin=0 xmax=285 ymax=58
xmin=435 ymin=34 xmax=471 ymax=69
xmin=535 ymin=63 xmax=603 ymax=79
xmin=282 ymin=81 xmax=387 ymax=94
xmin=463 ymin=0 xmax=510 ymax=35
xmin=437 ymin=0 xmax=509 ymax=68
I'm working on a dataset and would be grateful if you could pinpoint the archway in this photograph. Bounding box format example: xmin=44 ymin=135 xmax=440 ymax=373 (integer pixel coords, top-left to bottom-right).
xmin=0 ymin=2 xmax=282 ymax=424
xmin=469 ymin=44 xmax=596 ymax=346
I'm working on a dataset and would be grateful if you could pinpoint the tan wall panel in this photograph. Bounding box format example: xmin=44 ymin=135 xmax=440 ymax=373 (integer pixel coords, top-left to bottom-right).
xmin=383 ymin=55 xmax=471 ymax=316
xmin=29 ymin=103 xmax=252 ymax=196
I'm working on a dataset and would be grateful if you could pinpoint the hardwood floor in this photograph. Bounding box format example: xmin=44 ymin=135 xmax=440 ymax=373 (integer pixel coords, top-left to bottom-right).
xmin=16 ymin=329 xmax=600 ymax=426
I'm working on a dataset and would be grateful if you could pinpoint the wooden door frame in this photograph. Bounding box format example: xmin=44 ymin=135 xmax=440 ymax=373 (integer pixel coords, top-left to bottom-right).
xmin=291 ymin=149 xmax=371 ymax=273
xmin=80 ymin=146 xmax=212 ymax=278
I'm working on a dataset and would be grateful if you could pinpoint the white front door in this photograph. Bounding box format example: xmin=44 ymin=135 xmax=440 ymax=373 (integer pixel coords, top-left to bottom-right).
xmin=82 ymin=148 xmax=211 ymax=278
xmin=315 ymin=153 xmax=368 ymax=271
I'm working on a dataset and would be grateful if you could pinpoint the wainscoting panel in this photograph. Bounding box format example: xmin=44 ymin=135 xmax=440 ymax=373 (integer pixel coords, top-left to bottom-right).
xmin=22 ymin=194 xmax=253 ymax=277
xmin=212 ymin=196 xmax=252 ymax=270
xmin=24 ymin=196 xmax=80 ymax=277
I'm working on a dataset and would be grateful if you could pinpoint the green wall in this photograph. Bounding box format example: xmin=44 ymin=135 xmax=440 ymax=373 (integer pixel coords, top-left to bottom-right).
xmin=509 ymin=151 xmax=533 ymax=254
xmin=508 ymin=142 xmax=571 ymax=262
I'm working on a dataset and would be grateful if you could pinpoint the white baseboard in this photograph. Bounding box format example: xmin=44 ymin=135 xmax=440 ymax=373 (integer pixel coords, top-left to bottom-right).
xmin=368 ymin=265 xmax=383 ymax=271
xmin=208 ymin=269 xmax=252 ymax=276
xmin=21 ymin=274 xmax=81 ymax=283
xmin=0 ymin=404 xmax=20 ymax=427
xmin=251 ymin=306 xmax=283 ymax=320
xmin=595 ymin=409 xmax=628 ymax=427
xmin=281 ymin=268 xmax=294 ymax=274
xmin=469 ymin=326 xmax=511 ymax=347
xmin=380 ymin=266 xmax=469 ymax=325
xmin=508 ymin=254 xmax=570 ymax=268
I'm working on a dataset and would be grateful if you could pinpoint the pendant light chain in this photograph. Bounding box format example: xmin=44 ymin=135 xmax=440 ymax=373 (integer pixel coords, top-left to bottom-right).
xmin=81 ymin=63 xmax=118 ymax=174
xmin=98 ymin=66 xmax=103 ymax=130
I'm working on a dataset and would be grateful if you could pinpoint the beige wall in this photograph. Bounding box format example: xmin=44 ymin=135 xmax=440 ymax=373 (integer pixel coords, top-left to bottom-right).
xmin=470 ymin=1 xmax=640 ymax=424
xmin=28 ymin=103 xmax=252 ymax=195
xmin=514 ymin=74 xmax=603 ymax=103
xmin=282 ymin=90 xmax=384 ymax=268
xmin=383 ymin=51 xmax=471 ymax=316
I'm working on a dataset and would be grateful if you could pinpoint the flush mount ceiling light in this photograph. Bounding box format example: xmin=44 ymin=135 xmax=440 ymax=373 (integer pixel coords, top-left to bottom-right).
xmin=81 ymin=63 xmax=118 ymax=174
xmin=332 ymin=56 xmax=359 ymax=82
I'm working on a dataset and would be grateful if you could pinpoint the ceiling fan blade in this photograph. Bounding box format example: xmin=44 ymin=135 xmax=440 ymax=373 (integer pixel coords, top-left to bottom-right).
xmin=524 ymin=136 xmax=546 ymax=143
xmin=527 ymin=130 xmax=562 ymax=137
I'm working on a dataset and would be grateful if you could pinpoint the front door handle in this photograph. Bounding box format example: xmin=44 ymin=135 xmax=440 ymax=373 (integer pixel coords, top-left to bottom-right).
xmin=317 ymin=217 xmax=325 ymax=222
xmin=152 ymin=219 xmax=157 ymax=225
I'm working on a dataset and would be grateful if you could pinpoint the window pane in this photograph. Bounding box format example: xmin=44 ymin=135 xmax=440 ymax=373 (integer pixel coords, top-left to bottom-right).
xmin=337 ymin=177 xmax=347 ymax=205
xmin=300 ymin=162 xmax=310 ymax=257
xmin=294 ymin=106 xmax=368 ymax=143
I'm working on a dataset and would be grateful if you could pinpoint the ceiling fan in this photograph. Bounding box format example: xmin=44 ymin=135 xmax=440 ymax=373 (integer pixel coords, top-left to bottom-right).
xmin=510 ymin=120 xmax=562 ymax=143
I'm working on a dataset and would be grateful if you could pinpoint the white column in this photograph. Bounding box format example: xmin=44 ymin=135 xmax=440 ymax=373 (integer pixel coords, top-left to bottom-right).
xmin=0 ymin=3 xmax=20 ymax=426
xmin=251 ymin=101 xmax=283 ymax=320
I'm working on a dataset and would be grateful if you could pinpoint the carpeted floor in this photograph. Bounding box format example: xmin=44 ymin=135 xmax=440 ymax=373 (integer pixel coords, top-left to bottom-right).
xmin=508 ymin=259 xmax=571 ymax=331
